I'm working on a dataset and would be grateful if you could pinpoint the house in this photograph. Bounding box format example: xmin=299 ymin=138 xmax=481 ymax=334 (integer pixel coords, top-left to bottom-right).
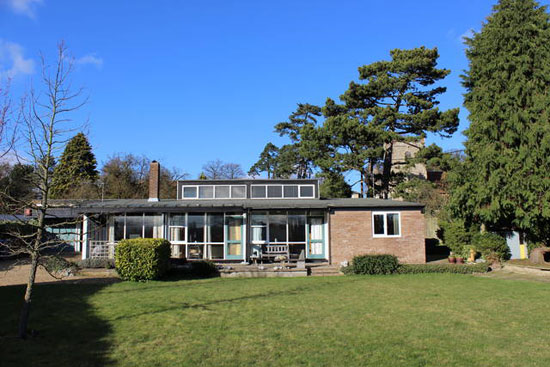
xmin=63 ymin=162 xmax=426 ymax=264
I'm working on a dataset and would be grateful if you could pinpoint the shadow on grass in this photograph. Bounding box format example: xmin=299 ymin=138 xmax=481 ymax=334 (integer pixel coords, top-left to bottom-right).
xmin=108 ymin=280 xmax=354 ymax=322
xmin=0 ymin=280 xmax=114 ymax=367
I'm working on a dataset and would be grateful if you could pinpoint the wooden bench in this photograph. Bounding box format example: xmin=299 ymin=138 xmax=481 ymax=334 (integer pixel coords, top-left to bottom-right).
xmin=261 ymin=244 xmax=289 ymax=261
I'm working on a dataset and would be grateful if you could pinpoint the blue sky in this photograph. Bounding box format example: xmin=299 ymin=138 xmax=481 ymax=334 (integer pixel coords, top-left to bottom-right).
xmin=1 ymin=0 xmax=538 ymax=179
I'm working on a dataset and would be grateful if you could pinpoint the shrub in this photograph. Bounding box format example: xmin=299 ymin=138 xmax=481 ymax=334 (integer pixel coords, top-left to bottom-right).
xmin=396 ymin=263 xmax=490 ymax=274
xmin=190 ymin=260 xmax=219 ymax=277
xmin=40 ymin=255 xmax=79 ymax=275
xmin=115 ymin=238 xmax=171 ymax=281
xmin=473 ymin=232 xmax=510 ymax=262
xmin=437 ymin=219 xmax=474 ymax=255
xmin=78 ymin=258 xmax=115 ymax=269
xmin=346 ymin=254 xmax=399 ymax=275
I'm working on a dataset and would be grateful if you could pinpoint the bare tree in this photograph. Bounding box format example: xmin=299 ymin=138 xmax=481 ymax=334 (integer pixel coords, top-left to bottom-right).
xmin=0 ymin=42 xmax=87 ymax=339
xmin=0 ymin=79 xmax=17 ymax=158
xmin=222 ymin=162 xmax=245 ymax=179
xmin=202 ymin=159 xmax=245 ymax=179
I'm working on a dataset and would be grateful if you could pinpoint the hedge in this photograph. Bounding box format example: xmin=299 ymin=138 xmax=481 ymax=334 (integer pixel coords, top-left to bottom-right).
xmin=344 ymin=254 xmax=400 ymax=275
xmin=343 ymin=254 xmax=490 ymax=275
xmin=396 ymin=263 xmax=490 ymax=274
xmin=115 ymin=238 xmax=171 ymax=281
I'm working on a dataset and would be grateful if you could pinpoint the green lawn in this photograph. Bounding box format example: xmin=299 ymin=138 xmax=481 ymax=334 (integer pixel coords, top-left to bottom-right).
xmin=1 ymin=274 xmax=549 ymax=367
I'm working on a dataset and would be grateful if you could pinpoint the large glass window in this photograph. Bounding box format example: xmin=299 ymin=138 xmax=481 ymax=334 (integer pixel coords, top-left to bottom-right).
xmin=125 ymin=214 xmax=143 ymax=239
xmin=114 ymin=215 xmax=125 ymax=241
xmin=231 ymin=185 xmax=246 ymax=198
xmin=299 ymin=185 xmax=314 ymax=198
xmin=373 ymin=212 xmax=400 ymax=237
xmin=288 ymin=213 xmax=306 ymax=242
xmin=183 ymin=186 xmax=197 ymax=198
xmin=267 ymin=185 xmax=283 ymax=198
xmin=143 ymin=214 xmax=163 ymax=238
xmin=207 ymin=214 xmax=224 ymax=242
xmin=251 ymin=213 xmax=267 ymax=243
xmin=284 ymin=185 xmax=299 ymax=198
xmin=215 ymin=186 xmax=230 ymax=198
xmin=169 ymin=214 xmax=186 ymax=242
xmin=188 ymin=213 xmax=205 ymax=242
xmin=251 ymin=185 xmax=266 ymax=198
xmin=199 ymin=186 xmax=214 ymax=199
xmin=269 ymin=212 xmax=287 ymax=242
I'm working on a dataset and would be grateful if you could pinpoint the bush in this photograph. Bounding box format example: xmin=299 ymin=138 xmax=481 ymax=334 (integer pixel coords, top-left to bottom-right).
xmin=473 ymin=232 xmax=510 ymax=262
xmin=40 ymin=255 xmax=79 ymax=275
xmin=396 ymin=263 xmax=490 ymax=274
xmin=115 ymin=238 xmax=171 ymax=281
xmin=78 ymin=258 xmax=115 ymax=269
xmin=189 ymin=260 xmax=219 ymax=277
xmin=438 ymin=219 xmax=474 ymax=255
xmin=345 ymin=254 xmax=399 ymax=275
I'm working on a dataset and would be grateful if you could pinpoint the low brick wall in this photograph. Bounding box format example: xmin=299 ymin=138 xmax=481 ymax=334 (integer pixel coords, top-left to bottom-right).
xmin=329 ymin=209 xmax=425 ymax=265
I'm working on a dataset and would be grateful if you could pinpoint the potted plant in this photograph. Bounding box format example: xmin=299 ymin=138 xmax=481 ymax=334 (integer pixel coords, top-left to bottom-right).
xmin=448 ymin=253 xmax=456 ymax=263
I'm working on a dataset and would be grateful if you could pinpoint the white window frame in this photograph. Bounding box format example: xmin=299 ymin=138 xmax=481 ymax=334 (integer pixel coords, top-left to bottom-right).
xmin=182 ymin=185 xmax=199 ymax=199
xmin=372 ymin=211 xmax=401 ymax=238
xmin=181 ymin=184 xmax=248 ymax=199
xmin=250 ymin=184 xmax=316 ymax=199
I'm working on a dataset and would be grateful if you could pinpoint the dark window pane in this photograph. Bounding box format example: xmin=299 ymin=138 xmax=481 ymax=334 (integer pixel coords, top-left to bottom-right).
xmin=114 ymin=215 xmax=125 ymax=241
xmin=387 ymin=213 xmax=400 ymax=236
xmin=188 ymin=213 xmax=204 ymax=242
xmin=300 ymin=186 xmax=314 ymax=198
xmin=373 ymin=214 xmax=385 ymax=235
xmin=231 ymin=185 xmax=246 ymax=198
xmin=183 ymin=186 xmax=197 ymax=198
xmin=267 ymin=185 xmax=283 ymax=198
xmin=284 ymin=185 xmax=299 ymax=198
xmin=269 ymin=213 xmax=286 ymax=242
xmin=199 ymin=186 xmax=214 ymax=198
xmin=126 ymin=214 xmax=143 ymax=239
xmin=251 ymin=185 xmax=266 ymax=198
xmin=288 ymin=214 xmax=306 ymax=242
xmin=215 ymin=186 xmax=230 ymax=198
xmin=207 ymin=214 xmax=224 ymax=242
xmin=143 ymin=214 xmax=162 ymax=238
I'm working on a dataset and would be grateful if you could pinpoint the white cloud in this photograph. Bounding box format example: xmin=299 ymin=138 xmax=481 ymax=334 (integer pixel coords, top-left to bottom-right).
xmin=0 ymin=39 xmax=35 ymax=78
xmin=76 ymin=54 xmax=104 ymax=69
xmin=3 ymin=0 xmax=43 ymax=18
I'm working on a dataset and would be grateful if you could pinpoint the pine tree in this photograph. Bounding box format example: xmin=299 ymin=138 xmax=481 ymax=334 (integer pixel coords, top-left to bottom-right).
xmin=451 ymin=0 xmax=550 ymax=242
xmin=302 ymin=47 xmax=459 ymax=198
xmin=50 ymin=133 xmax=99 ymax=198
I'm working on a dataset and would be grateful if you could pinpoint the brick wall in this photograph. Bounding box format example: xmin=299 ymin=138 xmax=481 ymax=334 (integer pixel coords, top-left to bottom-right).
xmin=329 ymin=209 xmax=425 ymax=265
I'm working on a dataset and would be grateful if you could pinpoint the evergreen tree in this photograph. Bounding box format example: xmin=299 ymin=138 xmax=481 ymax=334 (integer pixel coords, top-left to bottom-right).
xmin=275 ymin=104 xmax=321 ymax=178
xmin=50 ymin=133 xmax=98 ymax=198
xmin=249 ymin=143 xmax=280 ymax=178
xmin=451 ymin=0 xmax=550 ymax=242
xmin=318 ymin=171 xmax=353 ymax=199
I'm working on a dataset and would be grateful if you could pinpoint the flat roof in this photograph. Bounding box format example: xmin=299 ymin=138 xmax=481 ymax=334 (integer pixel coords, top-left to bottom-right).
xmin=65 ymin=198 xmax=424 ymax=213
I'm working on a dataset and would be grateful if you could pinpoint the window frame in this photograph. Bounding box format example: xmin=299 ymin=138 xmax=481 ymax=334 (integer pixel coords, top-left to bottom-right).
xmin=181 ymin=184 xmax=247 ymax=199
xmin=372 ymin=211 xmax=401 ymax=238
xmin=250 ymin=184 xmax=316 ymax=199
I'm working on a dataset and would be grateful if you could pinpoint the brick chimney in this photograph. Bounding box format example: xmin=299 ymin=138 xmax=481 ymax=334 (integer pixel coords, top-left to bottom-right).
xmin=148 ymin=161 xmax=160 ymax=202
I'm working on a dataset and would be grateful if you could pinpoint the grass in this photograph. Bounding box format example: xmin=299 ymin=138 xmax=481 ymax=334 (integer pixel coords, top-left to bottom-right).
xmin=1 ymin=274 xmax=550 ymax=367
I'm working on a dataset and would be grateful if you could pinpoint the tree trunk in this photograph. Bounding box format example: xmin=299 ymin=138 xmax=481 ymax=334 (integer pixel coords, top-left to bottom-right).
xmin=18 ymin=252 xmax=39 ymax=339
xmin=382 ymin=142 xmax=393 ymax=199
xmin=360 ymin=171 xmax=364 ymax=198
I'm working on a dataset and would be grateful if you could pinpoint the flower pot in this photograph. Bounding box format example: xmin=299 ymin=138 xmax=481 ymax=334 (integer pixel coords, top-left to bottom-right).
xmin=456 ymin=257 xmax=465 ymax=264
xmin=448 ymin=257 xmax=456 ymax=264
